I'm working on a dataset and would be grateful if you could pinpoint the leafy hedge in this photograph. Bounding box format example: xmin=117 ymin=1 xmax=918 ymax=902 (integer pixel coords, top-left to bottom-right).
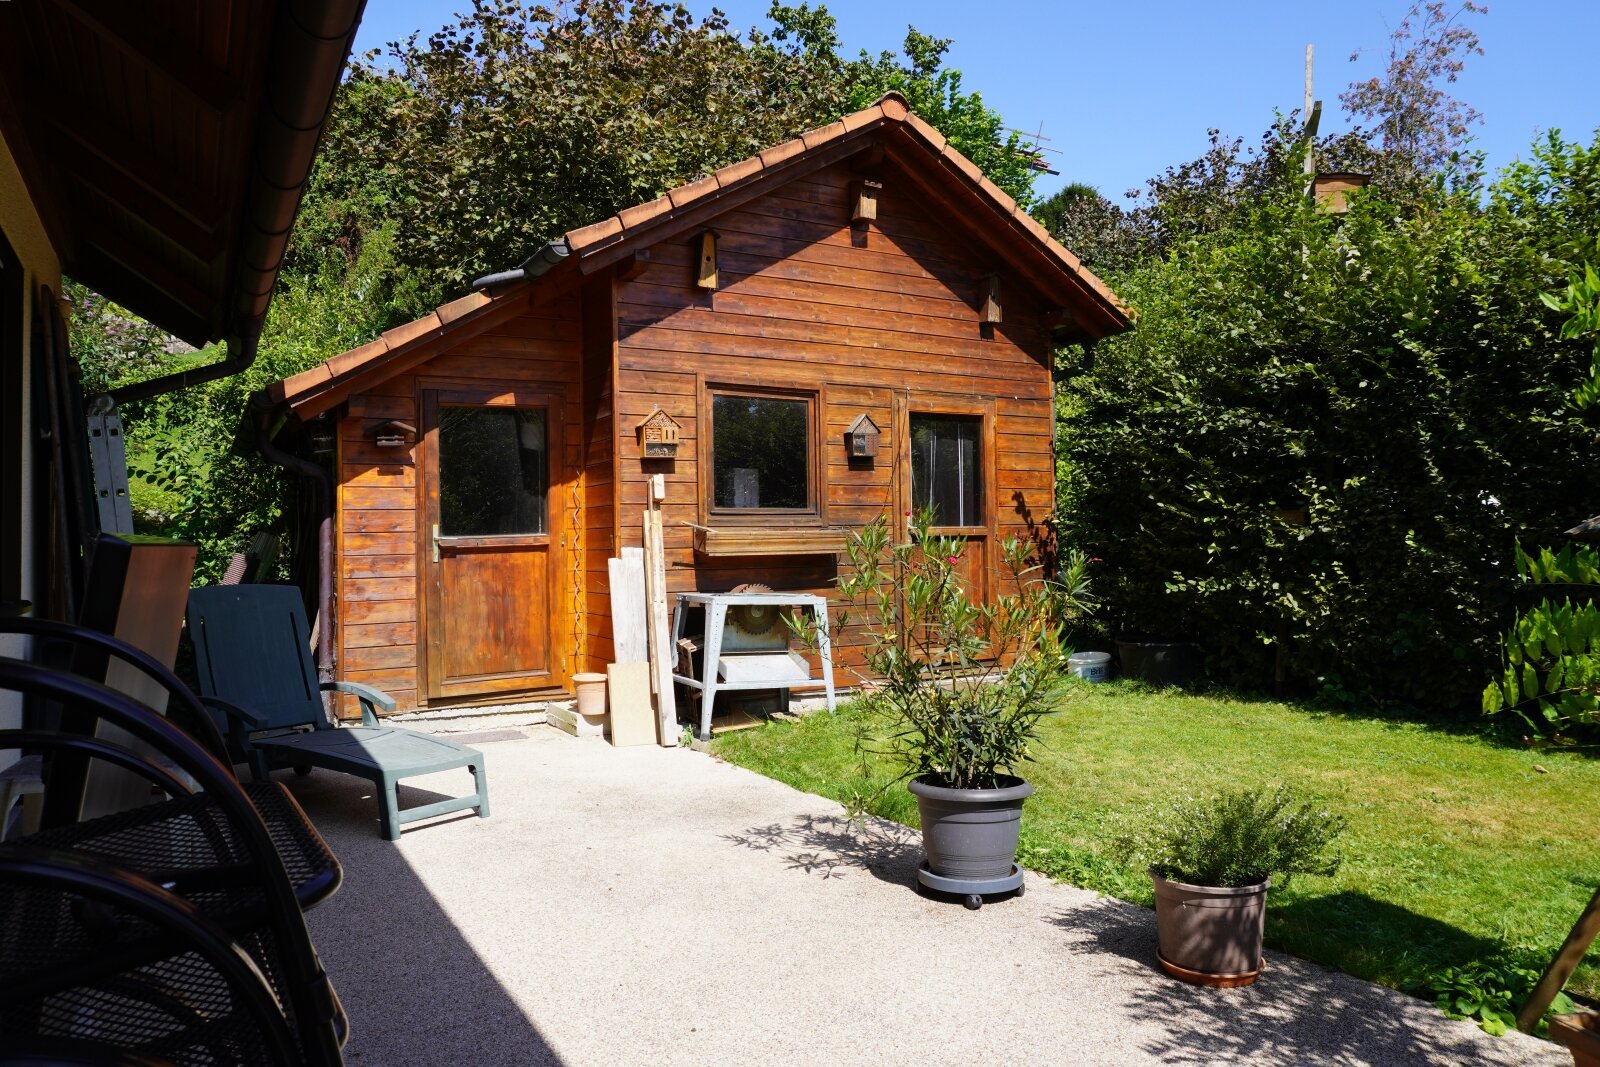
xmin=1057 ymin=133 xmax=1600 ymax=713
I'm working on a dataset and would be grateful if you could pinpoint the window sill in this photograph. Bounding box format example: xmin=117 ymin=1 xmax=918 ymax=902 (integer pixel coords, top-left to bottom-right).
xmin=688 ymin=523 xmax=851 ymax=557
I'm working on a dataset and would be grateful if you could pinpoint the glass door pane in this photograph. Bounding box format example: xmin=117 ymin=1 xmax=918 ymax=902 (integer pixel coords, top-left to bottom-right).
xmin=911 ymin=414 xmax=981 ymax=527
xmin=438 ymin=406 xmax=547 ymax=535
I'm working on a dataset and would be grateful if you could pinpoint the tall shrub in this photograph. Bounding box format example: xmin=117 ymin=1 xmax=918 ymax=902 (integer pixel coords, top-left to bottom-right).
xmin=1057 ymin=135 xmax=1600 ymax=712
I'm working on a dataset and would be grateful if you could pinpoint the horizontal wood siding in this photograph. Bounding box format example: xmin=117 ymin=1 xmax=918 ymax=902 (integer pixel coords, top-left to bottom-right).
xmin=580 ymin=277 xmax=616 ymax=673
xmin=333 ymin=298 xmax=585 ymax=714
xmin=612 ymin=159 xmax=1057 ymax=675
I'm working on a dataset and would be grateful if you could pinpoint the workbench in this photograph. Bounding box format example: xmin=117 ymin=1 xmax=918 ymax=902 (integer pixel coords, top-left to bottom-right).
xmin=670 ymin=591 xmax=837 ymax=740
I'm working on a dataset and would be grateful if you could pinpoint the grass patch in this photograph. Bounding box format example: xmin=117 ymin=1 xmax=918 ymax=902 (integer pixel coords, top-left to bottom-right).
xmin=713 ymin=681 xmax=1600 ymax=999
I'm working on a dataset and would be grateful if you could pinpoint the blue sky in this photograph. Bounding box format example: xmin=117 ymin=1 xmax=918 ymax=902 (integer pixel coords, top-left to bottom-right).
xmin=351 ymin=1 xmax=1599 ymax=202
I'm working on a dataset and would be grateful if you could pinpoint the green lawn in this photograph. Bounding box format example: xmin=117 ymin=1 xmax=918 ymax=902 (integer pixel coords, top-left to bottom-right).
xmin=712 ymin=681 xmax=1600 ymax=1000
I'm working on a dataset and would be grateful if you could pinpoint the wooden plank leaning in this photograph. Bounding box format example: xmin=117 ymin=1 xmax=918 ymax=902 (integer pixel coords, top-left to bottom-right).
xmin=642 ymin=473 xmax=677 ymax=746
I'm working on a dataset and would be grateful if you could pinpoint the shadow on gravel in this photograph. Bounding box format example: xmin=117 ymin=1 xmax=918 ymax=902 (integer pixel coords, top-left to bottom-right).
xmin=1045 ymin=899 xmax=1531 ymax=1066
xmin=722 ymin=813 xmax=921 ymax=888
xmin=281 ymin=769 xmax=565 ymax=1066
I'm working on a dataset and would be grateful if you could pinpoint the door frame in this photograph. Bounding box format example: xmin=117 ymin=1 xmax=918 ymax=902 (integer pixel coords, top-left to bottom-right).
xmin=416 ymin=379 xmax=570 ymax=703
xmin=893 ymin=392 xmax=999 ymax=602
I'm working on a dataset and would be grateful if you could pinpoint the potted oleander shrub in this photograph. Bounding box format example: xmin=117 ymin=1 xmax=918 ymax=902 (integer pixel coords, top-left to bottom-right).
xmin=1113 ymin=785 xmax=1346 ymax=986
xmin=795 ymin=509 xmax=1088 ymax=908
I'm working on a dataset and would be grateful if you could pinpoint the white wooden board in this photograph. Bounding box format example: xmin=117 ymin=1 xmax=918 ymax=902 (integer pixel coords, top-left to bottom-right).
xmin=607 ymin=662 xmax=655 ymax=747
xmin=608 ymin=550 xmax=648 ymax=663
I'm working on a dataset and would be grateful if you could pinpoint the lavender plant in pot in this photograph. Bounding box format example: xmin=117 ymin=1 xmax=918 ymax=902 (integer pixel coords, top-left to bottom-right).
xmin=797 ymin=509 xmax=1087 ymax=909
xmin=1113 ymin=786 xmax=1346 ymax=986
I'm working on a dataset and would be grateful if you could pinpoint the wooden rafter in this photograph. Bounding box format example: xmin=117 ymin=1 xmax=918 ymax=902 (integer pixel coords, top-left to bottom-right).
xmin=50 ymin=0 xmax=243 ymax=113
xmin=52 ymin=113 xmax=227 ymax=233
xmin=79 ymin=236 xmax=213 ymax=319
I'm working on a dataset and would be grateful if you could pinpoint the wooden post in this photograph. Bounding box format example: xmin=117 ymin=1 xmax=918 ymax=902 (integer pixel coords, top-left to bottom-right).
xmin=1517 ymin=884 xmax=1600 ymax=1032
xmin=1304 ymin=44 xmax=1315 ymax=177
xmin=642 ymin=473 xmax=677 ymax=745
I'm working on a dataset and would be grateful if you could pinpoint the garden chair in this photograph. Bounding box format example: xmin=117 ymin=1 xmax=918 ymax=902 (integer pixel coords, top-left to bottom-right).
xmin=186 ymin=585 xmax=490 ymax=841
xmin=0 ymin=659 xmax=346 ymax=1064
xmin=0 ymin=846 xmax=305 ymax=1066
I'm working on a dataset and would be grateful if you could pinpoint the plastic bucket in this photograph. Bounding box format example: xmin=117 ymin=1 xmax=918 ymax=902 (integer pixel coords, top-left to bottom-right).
xmin=1067 ymin=651 xmax=1112 ymax=683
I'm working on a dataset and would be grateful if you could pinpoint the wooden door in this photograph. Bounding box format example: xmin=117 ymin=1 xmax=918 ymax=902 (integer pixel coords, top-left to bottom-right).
xmin=896 ymin=398 xmax=998 ymax=605
xmin=421 ymin=386 xmax=565 ymax=702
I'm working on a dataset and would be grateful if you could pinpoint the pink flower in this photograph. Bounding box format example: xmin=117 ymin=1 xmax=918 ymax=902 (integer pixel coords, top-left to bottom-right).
xmin=947 ymin=554 xmax=962 ymax=564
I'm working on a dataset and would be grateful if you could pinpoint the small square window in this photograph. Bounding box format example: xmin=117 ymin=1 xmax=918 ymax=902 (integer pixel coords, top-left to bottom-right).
xmin=438 ymin=406 xmax=547 ymax=535
xmin=710 ymin=392 xmax=813 ymax=512
xmin=911 ymin=414 xmax=982 ymax=527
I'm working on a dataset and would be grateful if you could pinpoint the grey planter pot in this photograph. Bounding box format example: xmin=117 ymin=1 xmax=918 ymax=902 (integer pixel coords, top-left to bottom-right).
xmin=908 ymin=774 xmax=1032 ymax=881
xmin=1151 ymin=869 xmax=1270 ymax=987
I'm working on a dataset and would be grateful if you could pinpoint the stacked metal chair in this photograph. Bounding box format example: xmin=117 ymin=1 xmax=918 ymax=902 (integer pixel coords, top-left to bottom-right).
xmin=0 ymin=620 xmax=347 ymax=1066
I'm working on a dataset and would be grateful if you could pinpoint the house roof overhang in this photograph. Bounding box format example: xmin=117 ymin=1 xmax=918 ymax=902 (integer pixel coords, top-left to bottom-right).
xmin=269 ymin=91 xmax=1133 ymax=419
xmin=0 ymin=0 xmax=365 ymax=355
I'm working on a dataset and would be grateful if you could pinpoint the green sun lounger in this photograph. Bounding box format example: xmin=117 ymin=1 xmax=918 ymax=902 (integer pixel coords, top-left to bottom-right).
xmin=187 ymin=585 xmax=489 ymax=841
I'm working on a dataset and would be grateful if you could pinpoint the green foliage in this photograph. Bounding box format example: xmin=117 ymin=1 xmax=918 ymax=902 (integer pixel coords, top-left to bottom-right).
xmin=714 ymin=680 xmax=1600 ymax=999
xmin=63 ymin=279 xmax=184 ymax=396
xmin=325 ymin=0 xmax=1037 ymax=315
xmin=837 ymin=24 xmax=1038 ymax=206
xmin=793 ymin=509 xmax=1088 ymax=790
xmin=1058 ymin=132 xmax=1600 ymax=712
xmin=1484 ymin=236 xmax=1600 ymax=734
xmin=1546 ymin=237 xmax=1600 ymax=409
xmin=113 ymin=223 xmax=409 ymax=580
xmin=1111 ymin=785 xmax=1346 ymax=889
xmin=1418 ymin=959 xmax=1574 ymax=1037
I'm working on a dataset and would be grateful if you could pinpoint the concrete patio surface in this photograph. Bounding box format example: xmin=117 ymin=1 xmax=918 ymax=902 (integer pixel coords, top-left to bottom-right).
xmin=287 ymin=728 xmax=1567 ymax=1066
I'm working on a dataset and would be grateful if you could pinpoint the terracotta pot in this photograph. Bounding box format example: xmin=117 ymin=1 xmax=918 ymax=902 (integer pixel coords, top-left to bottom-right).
xmin=908 ymin=774 xmax=1032 ymax=881
xmin=1151 ymin=869 xmax=1269 ymax=987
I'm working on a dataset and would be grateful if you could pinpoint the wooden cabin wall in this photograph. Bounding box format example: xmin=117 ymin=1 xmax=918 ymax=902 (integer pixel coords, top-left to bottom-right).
xmin=334 ymin=297 xmax=584 ymax=714
xmin=611 ymin=160 xmax=1057 ymax=674
xmin=580 ymin=277 xmax=617 ymax=673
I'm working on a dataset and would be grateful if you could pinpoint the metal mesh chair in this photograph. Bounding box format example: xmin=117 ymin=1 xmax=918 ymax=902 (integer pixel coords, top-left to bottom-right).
xmin=0 ymin=622 xmax=340 ymax=909
xmin=0 ymin=846 xmax=300 ymax=1065
xmin=0 ymin=661 xmax=344 ymax=1065
xmin=0 ymin=616 xmax=230 ymax=763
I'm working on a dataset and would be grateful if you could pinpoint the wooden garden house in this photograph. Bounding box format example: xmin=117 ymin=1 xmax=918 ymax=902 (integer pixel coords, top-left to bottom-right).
xmin=262 ymin=93 xmax=1132 ymax=714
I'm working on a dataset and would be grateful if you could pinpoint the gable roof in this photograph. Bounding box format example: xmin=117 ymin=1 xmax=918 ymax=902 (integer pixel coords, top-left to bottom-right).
xmin=269 ymin=92 xmax=1131 ymax=417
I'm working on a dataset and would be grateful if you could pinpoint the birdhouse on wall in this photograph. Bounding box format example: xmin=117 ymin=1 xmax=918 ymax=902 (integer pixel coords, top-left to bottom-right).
xmin=695 ymin=231 xmax=718 ymax=290
xmin=844 ymin=413 xmax=881 ymax=459
xmin=365 ymin=420 xmax=416 ymax=449
xmin=1311 ymin=171 xmax=1370 ymax=215
xmin=636 ymin=407 xmax=683 ymax=459
xmin=981 ymin=274 xmax=1002 ymax=324
xmin=850 ymin=179 xmax=882 ymax=223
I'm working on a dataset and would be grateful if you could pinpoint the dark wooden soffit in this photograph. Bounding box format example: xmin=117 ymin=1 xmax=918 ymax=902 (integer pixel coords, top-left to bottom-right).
xmin=0 ymin=0 xmax=364 ymax=348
